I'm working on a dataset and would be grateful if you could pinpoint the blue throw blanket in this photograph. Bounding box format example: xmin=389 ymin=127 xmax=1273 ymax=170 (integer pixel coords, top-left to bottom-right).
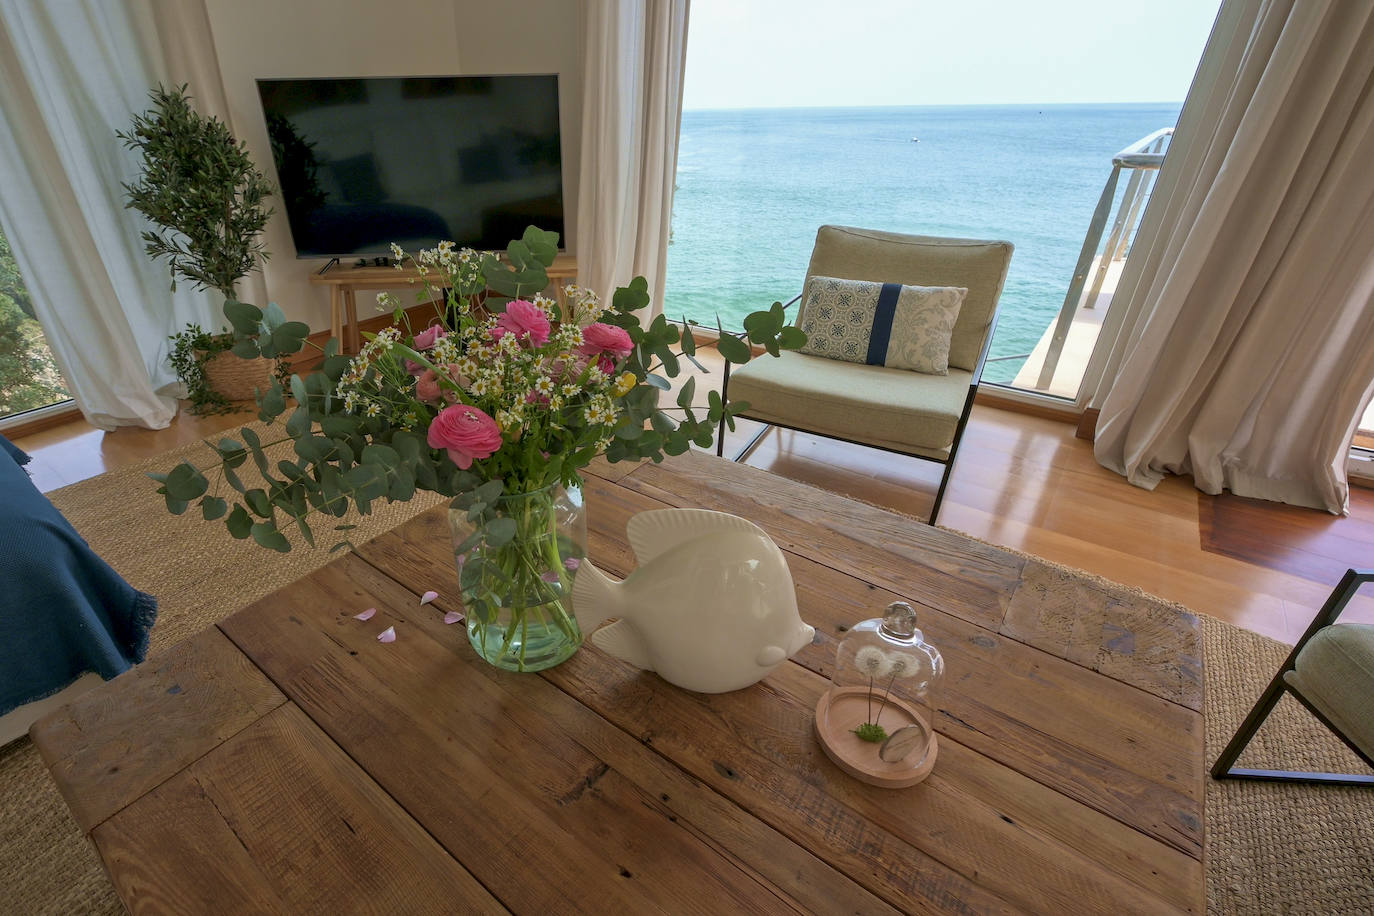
xmin=0 ymin=433 xmax=157 ymax=717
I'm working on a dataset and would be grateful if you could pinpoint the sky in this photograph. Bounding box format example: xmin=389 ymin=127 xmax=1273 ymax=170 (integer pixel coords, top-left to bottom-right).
xmin=681 ymin=0 xmax=1222 ymax=110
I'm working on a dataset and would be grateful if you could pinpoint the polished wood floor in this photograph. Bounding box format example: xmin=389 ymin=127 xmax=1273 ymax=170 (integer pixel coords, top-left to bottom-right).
xmin=11 ymin=343 xmax=1372 ymax=646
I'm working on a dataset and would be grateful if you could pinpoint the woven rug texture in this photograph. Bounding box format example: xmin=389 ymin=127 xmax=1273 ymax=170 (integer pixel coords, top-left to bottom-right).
xmin=1 ymin=432 xmax=1371 ymax=913
xmin=1202 ymin=614 xmax=1373 ymax=914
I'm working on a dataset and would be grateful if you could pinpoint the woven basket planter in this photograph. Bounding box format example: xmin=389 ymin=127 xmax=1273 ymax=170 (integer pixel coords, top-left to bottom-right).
xmin=198 ymin=350 xmax=275 ymax=401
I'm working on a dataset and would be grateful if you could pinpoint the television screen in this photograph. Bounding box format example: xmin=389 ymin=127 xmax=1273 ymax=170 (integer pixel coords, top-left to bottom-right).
xmin=256 ymin=75 xmax=564 ymax=257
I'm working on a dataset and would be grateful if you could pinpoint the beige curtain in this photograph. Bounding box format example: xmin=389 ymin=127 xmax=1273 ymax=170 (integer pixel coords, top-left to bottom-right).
xmin=1093 ymin=0 xmax=1374 ymax=514
xmin=576 ymin=0 xmax=690 ymax=315
xmin=0 ymin=0 xmax=252 ymax=429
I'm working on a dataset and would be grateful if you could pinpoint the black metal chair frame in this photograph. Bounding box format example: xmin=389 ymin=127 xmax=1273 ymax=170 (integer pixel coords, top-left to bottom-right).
xmin=716 ymin=296 xmax=1001 ymax=526
xmin=1210 ymin=567 xmax=1374 ymax=787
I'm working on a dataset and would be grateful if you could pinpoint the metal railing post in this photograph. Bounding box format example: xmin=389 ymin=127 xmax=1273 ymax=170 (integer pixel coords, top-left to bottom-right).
xmin=1029 ymin=127 xmax=1173 ymax=392
xmin=1035 ymin=166 xmax=1120 ymax=390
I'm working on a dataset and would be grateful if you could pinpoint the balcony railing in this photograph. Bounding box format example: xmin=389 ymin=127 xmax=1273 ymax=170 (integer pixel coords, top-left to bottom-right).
xmin=1009 ymin=127 xmax=1173 ymax=397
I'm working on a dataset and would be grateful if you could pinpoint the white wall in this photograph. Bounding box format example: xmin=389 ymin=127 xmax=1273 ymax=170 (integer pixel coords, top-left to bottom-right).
xmin=204 ymin=0 xmax=583 ymax=328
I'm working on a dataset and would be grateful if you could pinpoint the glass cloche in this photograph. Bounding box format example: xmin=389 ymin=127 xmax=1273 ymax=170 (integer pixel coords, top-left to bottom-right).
xmin=814 ymin=601 xmax=944 ymax=787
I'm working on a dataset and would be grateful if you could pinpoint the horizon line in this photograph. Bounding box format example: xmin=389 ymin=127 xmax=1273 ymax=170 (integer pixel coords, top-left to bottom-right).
xmin=681 ymin=100 xmax=1185 ymax=113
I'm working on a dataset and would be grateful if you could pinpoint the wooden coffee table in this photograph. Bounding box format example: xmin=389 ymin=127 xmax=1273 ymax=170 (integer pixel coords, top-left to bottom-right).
xmin=31 ymin=451 xmax=1204 ymax=914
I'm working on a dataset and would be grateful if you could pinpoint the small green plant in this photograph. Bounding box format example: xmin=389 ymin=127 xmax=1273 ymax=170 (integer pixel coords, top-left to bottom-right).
xmin=118 ymin=84 xmax=273 ymax=300
xmin=168 ymin=324 xmax=236 ymax=415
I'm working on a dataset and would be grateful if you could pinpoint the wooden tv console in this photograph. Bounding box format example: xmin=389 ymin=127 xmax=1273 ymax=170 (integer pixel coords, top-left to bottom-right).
xmin=309 ymin=253 xmax=578 ymax=354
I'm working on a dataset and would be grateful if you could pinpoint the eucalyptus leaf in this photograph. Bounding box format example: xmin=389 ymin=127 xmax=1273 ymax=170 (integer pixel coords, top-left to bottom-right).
xmin=677 ymin=375 xmax=696 ymax=410
xmin=263 ymin=301 xmax=286 ymax=330
xmin=250 ymin=521 xmax=290 ymax=553
xmin=778 ymin=326 xmax=808 ymax=349
xmin=484 ymin=516 xmax=517 ymax=547
xmin=223 ymin=300 xmax=263 ymax=334
xmin=285 ymin=406 xmax=311 ymax=439
xmin=165 ymin=461 xmax=209 ymax=501
xmin=200 ymin=495 xmax=228 ymax=521
xmin=680 ymin=320 xmax=697 ymax=356
xmin=225 ymin=504 xmax=252 ymax=539
xmin=715 ymin=332 xmax=752 ymax=364
xmin=244 ymin=488 xmax=272 ymax=518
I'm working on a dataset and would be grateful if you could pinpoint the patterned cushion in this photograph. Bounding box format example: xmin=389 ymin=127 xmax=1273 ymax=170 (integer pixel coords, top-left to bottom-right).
xmin=796 ymin=276 xmax=967 ymax=375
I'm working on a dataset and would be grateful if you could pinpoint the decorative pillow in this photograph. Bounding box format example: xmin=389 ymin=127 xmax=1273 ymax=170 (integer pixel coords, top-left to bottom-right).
xmin=796 ymin=276 xmax=968 ymax=375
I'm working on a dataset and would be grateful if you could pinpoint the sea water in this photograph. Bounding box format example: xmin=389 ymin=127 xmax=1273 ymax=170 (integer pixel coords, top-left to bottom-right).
xmin=663 ymin=103 xmax=1181 ymax=384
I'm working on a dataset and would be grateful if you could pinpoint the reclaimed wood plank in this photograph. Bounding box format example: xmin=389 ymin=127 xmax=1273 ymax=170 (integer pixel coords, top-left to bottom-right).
xmin=583 ymin=453 xmax=644 ymax=483
xmin=29 ymin=627 xmax=285 ymax=833
xmin=618 ymin=449 xmax=1023 ymax=631
xmin=547 ymin=648 xmax=1191 ymax=916
xmin=349 ymin=541 xmax=902 ymax=916
xmin=92 ymin=703 xmax=503 ymax=915
xmin=1001 ymin=560 xmax=1203 ymax=710
xmin=785 ymin=552 xmax=1203 ymax=863
xmin=359 ymin=468 xmax=1203 ymax=859
xmin=625 ymin=452 xmax=1204 ymax=707
xmin=219 ymin=553 xmax=804 ymax=915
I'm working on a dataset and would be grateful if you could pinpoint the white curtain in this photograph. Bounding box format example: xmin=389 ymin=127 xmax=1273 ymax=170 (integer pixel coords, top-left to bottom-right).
xmin=576 ymin=0 xmax=690 ymax=315
xmin=1093 ymin=0 xmax=1374 ymax=514
xmin=0 ymin=0 xmax=238 ymax=430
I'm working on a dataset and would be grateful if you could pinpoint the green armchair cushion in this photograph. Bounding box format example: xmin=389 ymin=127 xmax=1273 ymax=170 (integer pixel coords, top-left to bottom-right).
xmin=1283 ymin=623 xmax=1374 ymax=757
xmin=796 ymin=276 xmax=967 ymax=375
xmin=726 ymin=351 xmax=973 ymax=460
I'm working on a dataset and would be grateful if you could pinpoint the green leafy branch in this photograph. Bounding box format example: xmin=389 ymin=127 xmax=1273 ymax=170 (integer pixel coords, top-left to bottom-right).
xmin=148 ymin=225 xmax=807 ymax=553
xmin=118 ymin=84 xmax=274 ymax=300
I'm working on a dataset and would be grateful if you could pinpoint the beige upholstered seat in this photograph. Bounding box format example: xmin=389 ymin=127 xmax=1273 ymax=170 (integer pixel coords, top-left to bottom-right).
xmin=1284 ymin=624 xmax=1374 ymax=758
xmin=722 ymin=226 xmax=1013 ymax=522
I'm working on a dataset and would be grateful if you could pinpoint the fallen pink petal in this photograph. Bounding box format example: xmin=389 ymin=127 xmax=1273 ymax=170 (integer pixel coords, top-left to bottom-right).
xmin=443 ymin=610 xmax=464 ymax=625
xmin=540 ymin=570 xmax=559 ymax=583
xmin=377 ymin=626 xmax=396 ymax=643
xmin=564 ymin=557 xmax=581 ymax=571
xmin=354 ymin=607 xmax=376 ymax=621
xmin=420 ymin=590 xmax=439 ymax=606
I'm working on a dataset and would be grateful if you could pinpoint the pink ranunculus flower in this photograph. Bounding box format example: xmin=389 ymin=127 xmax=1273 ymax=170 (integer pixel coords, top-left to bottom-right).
xmin=415 ymin=368 xmax=443 ymax=403
xmin=413 ymin=324 xmax=445 ymax=350
xmin=405 ymin=325 xmax=446 ymax=375
xmin=427 ymin=404 xmax=503 ymax=469
xmin=491 ymin=299 xmax=551 ymax=348
xmin=577 ymin=322 xmax=633 ymax=364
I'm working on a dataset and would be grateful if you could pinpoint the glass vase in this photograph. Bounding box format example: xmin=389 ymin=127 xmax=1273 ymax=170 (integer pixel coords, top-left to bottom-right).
xmin=448 ymin=483 xmax=586 ymax=672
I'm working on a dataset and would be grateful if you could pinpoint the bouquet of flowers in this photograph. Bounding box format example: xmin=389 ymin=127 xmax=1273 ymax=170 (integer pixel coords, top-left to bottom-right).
xmin=152 ymin=226 xmax=804 ymax=670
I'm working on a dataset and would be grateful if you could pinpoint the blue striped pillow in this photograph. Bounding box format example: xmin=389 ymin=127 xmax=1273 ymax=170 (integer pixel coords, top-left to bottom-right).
xmin=796 ymin=276 xmax=968 ymax=375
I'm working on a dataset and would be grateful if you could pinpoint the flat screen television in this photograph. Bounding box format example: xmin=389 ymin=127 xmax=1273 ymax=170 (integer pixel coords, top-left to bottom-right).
xmin=256 ymin=75 xmax=565 ymax=258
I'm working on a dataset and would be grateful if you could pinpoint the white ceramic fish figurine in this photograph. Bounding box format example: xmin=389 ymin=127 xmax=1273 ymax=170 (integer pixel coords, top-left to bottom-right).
xmin=572 ymin=508 xmax=816 ymax=693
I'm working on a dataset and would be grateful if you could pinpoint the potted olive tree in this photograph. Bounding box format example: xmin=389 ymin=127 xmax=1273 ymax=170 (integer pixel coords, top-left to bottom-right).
xmin=119 ymin=84 xmax=277 ymax=410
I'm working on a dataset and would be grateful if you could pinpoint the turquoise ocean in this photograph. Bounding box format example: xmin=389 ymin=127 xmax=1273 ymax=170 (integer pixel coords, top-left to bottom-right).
xmin=662 ymin=103 xmax=1181 ymax=384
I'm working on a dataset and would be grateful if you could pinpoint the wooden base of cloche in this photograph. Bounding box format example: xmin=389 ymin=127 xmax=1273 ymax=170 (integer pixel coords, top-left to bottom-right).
xmin=814 ymin=686 xmax=938 ymax=788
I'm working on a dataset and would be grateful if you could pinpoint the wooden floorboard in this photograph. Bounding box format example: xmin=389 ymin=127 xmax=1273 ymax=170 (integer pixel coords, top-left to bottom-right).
xmin=1199 ymin=487 xmax=1374 ymax=584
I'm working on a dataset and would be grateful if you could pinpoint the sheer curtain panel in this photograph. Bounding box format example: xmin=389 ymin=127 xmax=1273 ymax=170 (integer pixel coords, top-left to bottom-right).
xmin=0 ymin=0 xmax=225 ymax=429
xmin=1093 ymin=0 xmax=1374 ymax=514
xmin=576 ymin=0 xmax=690 ymax=316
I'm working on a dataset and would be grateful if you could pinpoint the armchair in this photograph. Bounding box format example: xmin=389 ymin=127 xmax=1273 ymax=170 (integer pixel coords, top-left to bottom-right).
xmin=718 ymin=225 xmax=1013 ymax=524
xmin=1211 ymin=568 xmax=1374 ymax=786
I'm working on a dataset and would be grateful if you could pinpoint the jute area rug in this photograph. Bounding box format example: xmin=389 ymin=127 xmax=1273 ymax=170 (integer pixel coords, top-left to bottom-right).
xmin=1 ymin=430 xmax=1370 ymax=914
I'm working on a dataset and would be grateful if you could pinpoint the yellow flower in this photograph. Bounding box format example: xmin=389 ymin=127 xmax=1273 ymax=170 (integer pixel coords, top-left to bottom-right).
xmin=613 ymin=372 xmax=638 ymax=397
